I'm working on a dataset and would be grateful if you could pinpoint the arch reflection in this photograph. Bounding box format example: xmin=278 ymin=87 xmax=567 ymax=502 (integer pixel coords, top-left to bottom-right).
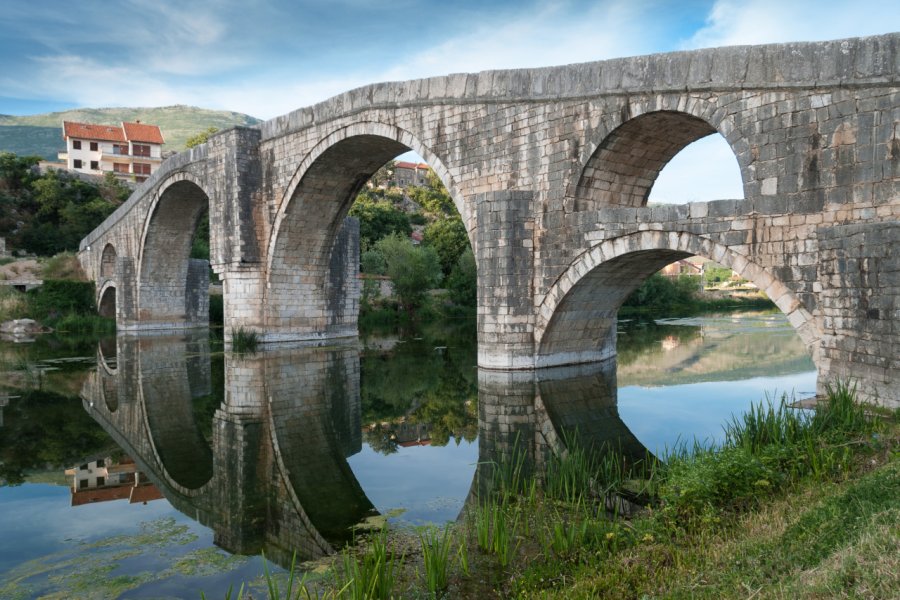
xmin=82 ymin=335 xmax=652 ymax=567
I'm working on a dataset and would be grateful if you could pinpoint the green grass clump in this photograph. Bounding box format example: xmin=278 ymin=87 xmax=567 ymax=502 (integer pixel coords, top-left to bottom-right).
xmin=231 ymin=327 xmax=259 ymax=353
xmin=336 ymin=531 xmax=403 ymax=600
xmin=419 ymin=526 xmax=454 ymax=596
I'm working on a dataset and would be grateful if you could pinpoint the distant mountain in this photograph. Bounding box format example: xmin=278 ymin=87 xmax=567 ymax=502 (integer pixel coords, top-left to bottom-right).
xmin=0 ymin=105 xmax=263 ymax=160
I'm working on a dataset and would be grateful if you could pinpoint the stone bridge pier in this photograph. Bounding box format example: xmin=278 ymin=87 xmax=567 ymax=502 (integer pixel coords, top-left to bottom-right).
xmin=79 ymin=34 xmax=900 ymax=406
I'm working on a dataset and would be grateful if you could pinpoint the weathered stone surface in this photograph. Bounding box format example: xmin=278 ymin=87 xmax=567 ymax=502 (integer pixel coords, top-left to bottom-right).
xmin=79 ymin=34 xmax=900 ymax=405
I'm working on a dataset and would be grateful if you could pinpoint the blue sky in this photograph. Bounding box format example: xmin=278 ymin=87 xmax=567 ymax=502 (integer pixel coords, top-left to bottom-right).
xmin=1 ymin=0 xmax=897 ymax=201
xmin=2 ymin=0 xmax=897 ymax=120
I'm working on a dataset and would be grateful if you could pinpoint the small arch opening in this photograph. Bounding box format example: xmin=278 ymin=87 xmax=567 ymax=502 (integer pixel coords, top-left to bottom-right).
xmin=98 ymin=285 xmax=116 ymax=319
xmin=575 ymin=110 xmax=743 ymax=209
xmin=100 ymin=243 xmax=117 ymax=279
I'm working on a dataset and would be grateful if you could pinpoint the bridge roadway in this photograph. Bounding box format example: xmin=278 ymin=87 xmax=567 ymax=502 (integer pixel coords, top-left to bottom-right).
xmin=78 ymin=34 xmax=900 ymax=405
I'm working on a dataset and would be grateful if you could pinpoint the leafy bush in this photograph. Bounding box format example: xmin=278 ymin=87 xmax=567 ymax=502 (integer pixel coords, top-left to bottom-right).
xmin=349 ymin=192 xmax=411 ymax=250
xmin=26 ymin=279 xmax=96 ymax=321
xmin=624 ymin=273 xmax=699 ymax=310
xmin=446 ymin=247 xmax=477 ymax=307
xmin=423 ymin=217 xmax=469 ymax=277
xmin=375 ymin=234 xmax=442 ymax=315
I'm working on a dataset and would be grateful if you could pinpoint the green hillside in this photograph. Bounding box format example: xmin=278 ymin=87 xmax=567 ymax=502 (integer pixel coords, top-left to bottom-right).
xmin=0 ymin=105 xmax=262 ymax=160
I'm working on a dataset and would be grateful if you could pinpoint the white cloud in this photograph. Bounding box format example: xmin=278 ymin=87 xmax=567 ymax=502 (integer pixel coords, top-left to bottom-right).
xmin=685 ymin=0 xmax=900 ymax=49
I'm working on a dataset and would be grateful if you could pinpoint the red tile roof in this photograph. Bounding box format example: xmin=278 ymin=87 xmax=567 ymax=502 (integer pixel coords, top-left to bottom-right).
xmin=62 ymin=120 xmax=165 ymax=145
xmin=123 ymin=121 xmax=165 ymax=144
xmin=71 ymin=485 xmax=132 ymax=506
xmin=394 ymin=161 xmax=429 ymax=170
xmin=63 ymin=121 xmax=126 ymax=143
xmin=129 ymin=484 xmax=165 ymax=504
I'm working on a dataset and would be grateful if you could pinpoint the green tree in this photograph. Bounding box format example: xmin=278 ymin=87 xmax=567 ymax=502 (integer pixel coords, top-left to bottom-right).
xmin=375 ymin=233 xmax=442 ymax=315
xmin=407 ymin=170 xmax=456 ymax=216
xmin=185 ymin=126 xmax=219 ymax=148
xmin=423 ymin=217 xmax=469 ymax=277
xmin=349 ymin=191 xmax=411 ymax=249
xmin=0 ymin=152 xmax=40 ymax=193
xmin=446 ymin=247 xmax=477 ymax=307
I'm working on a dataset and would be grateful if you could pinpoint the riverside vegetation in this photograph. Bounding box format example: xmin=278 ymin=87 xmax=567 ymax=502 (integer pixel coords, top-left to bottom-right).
xmin=204 ymin=381 xmax=899 ymax=599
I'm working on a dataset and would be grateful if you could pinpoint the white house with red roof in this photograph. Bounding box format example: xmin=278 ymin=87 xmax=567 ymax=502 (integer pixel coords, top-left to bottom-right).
xmin=59 ymin=120 xmax=165 ymax=182
xmin=393 ymin=161 xmax=429 ymax=187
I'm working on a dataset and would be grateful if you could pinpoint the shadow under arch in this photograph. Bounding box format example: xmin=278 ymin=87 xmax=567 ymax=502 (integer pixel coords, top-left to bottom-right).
xmin=571 ymin=106 xmax=747 ymax=210
xmin=137 ymin=174 xmax=211 ymax=327
xmin=264 ymin=123 xmax=464 ymax=338
xmin=139 ymin=333 xmax=215 ymax=492
xmin=536 ymin=231 xmax=822 ymax=370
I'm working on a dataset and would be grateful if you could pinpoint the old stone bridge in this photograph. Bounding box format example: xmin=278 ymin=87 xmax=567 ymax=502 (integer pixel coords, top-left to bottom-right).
xmin=78 ymin=34 xmax=900 ymax=405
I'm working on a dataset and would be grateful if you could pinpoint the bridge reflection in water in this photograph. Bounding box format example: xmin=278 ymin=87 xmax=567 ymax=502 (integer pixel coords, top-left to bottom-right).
xmin=81 ymin=332 xmax=650 ymax=568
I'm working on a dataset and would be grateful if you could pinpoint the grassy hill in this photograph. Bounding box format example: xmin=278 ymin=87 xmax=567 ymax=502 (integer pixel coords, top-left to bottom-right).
xmin=0 ymin=105 xmax=262 ymax=160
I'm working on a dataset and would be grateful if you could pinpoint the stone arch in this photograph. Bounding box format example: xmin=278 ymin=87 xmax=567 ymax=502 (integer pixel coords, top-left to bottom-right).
xmin=265 ymin=122 xmax=461 ymax=337
xmin=570 ymin=100 xmax=749 ymax=209
xmin=535 ymin=231 xmax=821 ymax=368
xmin=97 ymin=281 xmax=117 ymax=319
xmin=100 ymin=243 xmax=117 ymax=279
xmin=137 ymin=173 xmax=211 ymax=327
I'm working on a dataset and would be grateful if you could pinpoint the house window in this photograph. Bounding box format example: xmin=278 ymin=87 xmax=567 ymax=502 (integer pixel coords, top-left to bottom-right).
xmin=73 ymin=140 xmax=81 ymax=150
xmin=90 ymin=141 xmax=98 ymax=151
xmin=133 ymin=144 xmax=150 ymax=157
xmin=74 ymin=159 xmax=82 ymax=169
xmin=96 ymin=459 xmax=105 ymax=467
xmin=90 ymin=161 xmax=99 ymax=170
xmin=113 ymin=144 xmax=128 ymax=155
xmin=96 ymin=476 xmax=105 ymax=487
xmin=113 ymin=162 xmax=129 ymax=173
xmin=79 ymin=479 xmax=88 ymax=489
xmin=133 ymin=163 xmax=151 ymax=176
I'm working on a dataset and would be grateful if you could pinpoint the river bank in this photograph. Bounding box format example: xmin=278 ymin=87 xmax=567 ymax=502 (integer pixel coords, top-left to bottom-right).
xmin=216 ymin=382 xmax=898 ymax=600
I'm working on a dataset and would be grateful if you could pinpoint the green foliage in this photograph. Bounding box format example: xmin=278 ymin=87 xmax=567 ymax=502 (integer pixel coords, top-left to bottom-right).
xmin=26 ymin=279 xmax=96 ymax=321
xmin=1 ymin=165 xmax=119 ymax=255
xmin=349 ymin=192 xmax=411 ymax=250
xmin=0 ymin=389 xmax=112 ymax=485
xmin=360 ymin=248 xmax=386 ymax=275
xmin=191 ymin=214 xmax=211 ymax=260
xmin=231 ymin=327 xmax=259 ymax=353
xmin=705 ymin=264 xmax=734 ymax=283
xmin=624 ymin=273 xmax=699 ymax=310
xmin=423 ymin=216 xmax=469 ymax=277
xmin=0 ymin=151 xmax=41 ymax=193
xmin=185 ymin=126 xmax=219 ymax=148
xmin=407 ymin=170 xmax=456 ymax=216
xmin=446 ymin=247 xmax=477 ymax=307
xmin=419 ymin=526 xmax=454 ymax=595
xmin=374 ymin=234 xmax=442 ymax=315
xmin=337 ymin=531 xmax=403 ymax=600
xmin=209 ymin=294 xmax=224 ymax=325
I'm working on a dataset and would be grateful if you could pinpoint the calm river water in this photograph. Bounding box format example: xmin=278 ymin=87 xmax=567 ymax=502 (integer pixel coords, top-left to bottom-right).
xmin=0 ymin=310 xmax=815 ymax=598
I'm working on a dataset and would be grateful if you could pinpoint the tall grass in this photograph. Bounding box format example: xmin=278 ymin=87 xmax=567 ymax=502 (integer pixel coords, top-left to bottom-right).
xmin=231 ymin=327 xmax=259 ymax=353
xmin=419 ymin=526 xmax=454 ymax=596
xmin=336 ymin=531 xmax=403 ymax=600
